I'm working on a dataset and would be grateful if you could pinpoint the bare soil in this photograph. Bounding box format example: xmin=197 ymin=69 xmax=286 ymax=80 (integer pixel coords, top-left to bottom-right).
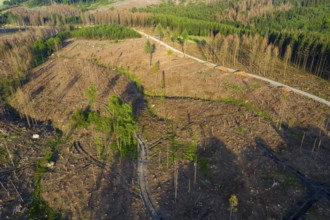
xmin=140 ymin=27 xmax=330 ymax=100
xmin=6 ymin=39 xmax=148 ymax=219
xmin=93 ymin=0 xmax=161 ymax=11
xmin=4 ymin=37 xmax=330 ymax=219
xmin=0 ymin=107 xmax=59 ymax=219
xmin=142 ymin=97 xmax=330 ymax=219
xmin=111 ymin=0 xmax=160 ymax=9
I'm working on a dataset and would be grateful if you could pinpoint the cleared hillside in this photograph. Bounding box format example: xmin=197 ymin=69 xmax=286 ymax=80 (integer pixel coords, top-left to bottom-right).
xmin=1 ymin=1 xmax=329 ymax=219
xmin=5 ymin=36 xmax=330 ymax=219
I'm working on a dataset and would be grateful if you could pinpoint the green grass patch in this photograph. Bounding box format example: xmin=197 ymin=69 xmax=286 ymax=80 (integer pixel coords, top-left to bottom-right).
xmin=266 ymin=170 xmax=300 ymax=187
xmin=250 ymin=83 xmax=261 ymax=90
xmin=94 ymin=136 xmax=112 ymax=161
xmin=166 ymin=137 xmax=212 ymax=181
xmin=217 ymin=97 xmax=272 ymax=121
xmin=70 ymin=109 xmax=90 ymax=128
xmin=224 ymin=83 xmax=242 ymax=93
xmin=235 ymin=127 xmax=244 ymax=135
xmin=0 ymin=149 xmax=8 ymax=165
xmin=115 ymin=67 xmax=142 ymax=92
xmin=75 ymin=0 xmax=118 ymax=11
xmin=282 ymin=175 xmax=300 ymax=186
xmin=168 ymin=130 xmax=197 ymax=163
xmin=28 ymin=138 xmax=64 ymax=220
xmin=169 ymin=141 xmax=202 ymax=167
xmin=218 ymin=97 xmax=245 ymax=105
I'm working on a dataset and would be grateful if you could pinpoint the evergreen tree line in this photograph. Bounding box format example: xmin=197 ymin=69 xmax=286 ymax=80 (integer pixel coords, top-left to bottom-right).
xmin=137 ymin=0 xmax=293 ymax=24
xmin=252 ymin=3 xmax=330 ymax=79
xmin=84 ymin=10 xmax=330 ymax=79
xmin=81 ymin=10 xmax=254 ymax=36
xmin=70 ymin=24 xmax=141 ymax=40
xmin=253 ymin=5 xmax=329 ymax=35
xmin=134 ymin=0 xmax=229 ymax=23
xmin=134 ymin=1 xmax=330 ymax=79
xmin=268 ymin=31 xmax=329 ymax=79
xmin=5 ymin=2 xmax=330 ymax=79
xmin=0 ymin=13 xmax=8 ymax=26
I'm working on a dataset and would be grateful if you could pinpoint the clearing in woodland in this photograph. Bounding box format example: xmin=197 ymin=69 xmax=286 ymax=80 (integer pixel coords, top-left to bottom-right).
xmin=3 ymin=34 xmax=330 ymax=219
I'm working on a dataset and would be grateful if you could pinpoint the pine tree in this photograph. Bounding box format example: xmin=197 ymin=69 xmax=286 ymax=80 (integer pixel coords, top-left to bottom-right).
xmin=181 ymin=29 xmax=189 ymax=55
xmin=156 ymin=23 xmax=164 ymax=41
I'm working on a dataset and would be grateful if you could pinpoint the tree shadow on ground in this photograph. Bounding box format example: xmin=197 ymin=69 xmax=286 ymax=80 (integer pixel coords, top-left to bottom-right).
xmin=101 ymin=70 xmax=146 ymax=115
xmin=74 ymin=71 xmax=148 ymax=218
xmin=0 ymin=103 xmax=59 ymax=134
xmin=101 ymin=74 xmax=121 ymax=99
xmin=157 ymin=137 xmax=250 ymax=219
xmin=155 ymin=119 xmax=330 ymax=220
xmin=0 ymin=106 xmax=67 ymax=219
xmin=120 ymin=81 xmax=145 ymax=115
xmin=87 ymin=156 xmax=147 ymax=219
xmin=62 ymin=39 xmax=74 ymax=49
xmin=254 ymin=121 xmax=330 ymax=219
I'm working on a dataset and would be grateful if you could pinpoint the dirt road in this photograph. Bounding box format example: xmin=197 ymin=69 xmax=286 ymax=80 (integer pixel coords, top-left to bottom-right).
xmin=136 ymin=30 xmax=330 ymax=107
xmin=137 ymin=134 xmax=161 ymax=220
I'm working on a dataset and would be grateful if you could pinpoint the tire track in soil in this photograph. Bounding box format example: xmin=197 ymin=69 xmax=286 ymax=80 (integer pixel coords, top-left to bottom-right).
xmin=256 ymin=139 xmax=330 ymax=220
xmin=74 ymin=138 xmax=157 ymax=219
xmin=137 ymin=134 xmax=162 ymax=220
xmin=73 ymin=141 xmax=107 ymax=170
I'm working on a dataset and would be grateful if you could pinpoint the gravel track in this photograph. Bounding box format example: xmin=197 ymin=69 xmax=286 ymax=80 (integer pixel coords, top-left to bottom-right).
xmin=136 ymin=30 xmax=330 ymax=107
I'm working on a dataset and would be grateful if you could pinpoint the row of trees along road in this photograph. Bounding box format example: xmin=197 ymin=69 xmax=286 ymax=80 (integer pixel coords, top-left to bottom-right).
xmin=4 ymin=1 xmax=330 ymax=80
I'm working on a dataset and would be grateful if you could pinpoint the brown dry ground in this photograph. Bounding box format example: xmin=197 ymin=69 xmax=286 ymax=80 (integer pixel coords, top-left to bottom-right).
xmin=7 ymin=40 xmax=147 ymax=218
xmin=3 ymin=36 xmax=330 ymax=219
xmin=140 ymin=27 xmax=330 ymax=100
xmin=111 ymin=0 xmax=160 ymax=9
xmin=143 ymin=98 xmax=330 ymax=219
xmin=92 ymin=0 xmax=161 ymax=11
xmin=0 ymin=107 xmax=59 ymax=219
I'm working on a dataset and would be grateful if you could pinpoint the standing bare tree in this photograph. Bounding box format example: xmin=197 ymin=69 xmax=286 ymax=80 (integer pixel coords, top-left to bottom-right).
xmin=220 ymin=37 xmax=229 ymax=65
xmin=271 ymin=46 xmax=279 ymax=74
xmin=232 ymin=35 xmax=240 ymax=65
xmin=283 ymin=45 xmax=292 ymax=76
xmin=264 ymin=44 xmax=272 ymax=75
xmin=144 ymin=40 xmax=155 ymax=68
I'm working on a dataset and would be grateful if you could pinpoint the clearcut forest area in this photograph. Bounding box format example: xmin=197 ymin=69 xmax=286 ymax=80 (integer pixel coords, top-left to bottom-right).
xmin=0 ymin=0 xmax=329 ymax=219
